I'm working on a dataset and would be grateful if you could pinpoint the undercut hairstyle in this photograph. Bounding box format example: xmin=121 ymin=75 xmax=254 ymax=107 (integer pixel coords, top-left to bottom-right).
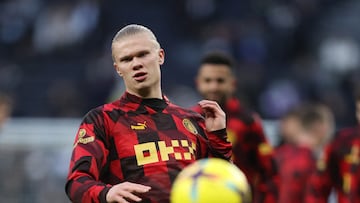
xmin=200 ymin=51 xmax=236 ymax=71
xmin=112 ymin=24 xmax=157 ymax=43
xmin=111 ymin=24 xmax=159 ymax=61
xmin=281 ymin=105 xmax=303 ymax=121
xmin=298 ymin=103 xmax=333 ymax=130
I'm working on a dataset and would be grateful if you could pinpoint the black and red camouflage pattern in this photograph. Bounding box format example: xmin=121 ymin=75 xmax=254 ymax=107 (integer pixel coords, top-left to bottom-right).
xmin=305 ymin=125 xmax=360 ymax=203
xmin=65 ymin=92 xmax=232 ymax=203
xmin=275 ymin=143 xmax=315 ymax=203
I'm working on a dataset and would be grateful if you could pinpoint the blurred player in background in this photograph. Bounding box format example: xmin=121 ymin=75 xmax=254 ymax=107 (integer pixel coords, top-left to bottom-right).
xmin=193 ymin=51 xmax=278 ymax=203
xmin=299 ymin=104 xmax=334 ymax=157
xmin=0 ymin=92 xmax=19 ymax=203
xmin=275 ymin=106 xmax=313 ymax=203
xmin=305 ymin=90 xmax=360 ymax=203
xmin=65 ymin=24 xmax=232 ymax=203
xmin=0 ymin=92 xmax=12 ymax=130
xmin=275 ymin=103 xmax=334 ymax=203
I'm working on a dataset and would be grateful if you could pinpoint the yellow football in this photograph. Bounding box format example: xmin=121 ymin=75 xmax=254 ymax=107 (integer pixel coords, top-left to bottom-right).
xmin=170 ymin=158 xmax=251 ymax=203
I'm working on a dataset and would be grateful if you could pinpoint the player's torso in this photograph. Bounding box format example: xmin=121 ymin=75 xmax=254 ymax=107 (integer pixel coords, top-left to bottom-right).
xmin=103 ymin=108 xmax=206 ymax=181
xmin=226 ymin=115 xmax=251 ymax=146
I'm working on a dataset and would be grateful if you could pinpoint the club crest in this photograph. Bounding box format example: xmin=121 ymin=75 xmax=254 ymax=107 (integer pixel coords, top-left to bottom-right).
xmin=182 ymin=118 xmax=198 ymax=135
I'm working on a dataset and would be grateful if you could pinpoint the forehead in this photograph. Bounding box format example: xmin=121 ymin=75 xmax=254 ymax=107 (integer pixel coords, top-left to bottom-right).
xmin=198 ymin=64 xmax=232 ymax=77
xmin=112 ymin=33 xmax=158 ymax=55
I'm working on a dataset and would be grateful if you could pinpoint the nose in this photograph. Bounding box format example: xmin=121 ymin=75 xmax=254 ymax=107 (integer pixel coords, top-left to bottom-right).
xmin=208 ymin=80 xmax=220 ymax=90
xmin=132 ymin=57 xmax=143 ymax=70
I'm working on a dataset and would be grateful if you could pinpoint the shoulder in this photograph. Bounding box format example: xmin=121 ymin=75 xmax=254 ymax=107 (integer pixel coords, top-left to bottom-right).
xmin=329 ymin=126 xmax=360 ymax=149
xmin=226 ymin=98 xmax=258 ymax=125
xmin=167 ymin=103 xmax=204 ymax=120
xmin=229 ymin=108 xmax=263 ymax=129
xmin=334 ymin=126 xmax=359 ymax=141
xmin=82 ymin=100 xmax=124 ymax=124
xmin=339 ymin=126 xmax=359 ymax=135
xmin=190 ymin=104 xmax=203 ymax=114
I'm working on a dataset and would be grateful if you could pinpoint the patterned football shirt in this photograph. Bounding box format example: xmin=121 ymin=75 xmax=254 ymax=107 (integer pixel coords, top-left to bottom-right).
xmin=305 ymin=125 xmax=360 ymax=203
xmin=275 ymin=143 xmax=315 ymax=203
xmin=65 ymin=92 xmax=232 ymax=203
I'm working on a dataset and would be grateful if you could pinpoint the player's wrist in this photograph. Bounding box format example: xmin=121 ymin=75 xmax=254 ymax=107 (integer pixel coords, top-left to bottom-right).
xmin=209 ymin=128 xmax=227 ymax=135
xmin=103 ymin=185 xmax=113 ymax=203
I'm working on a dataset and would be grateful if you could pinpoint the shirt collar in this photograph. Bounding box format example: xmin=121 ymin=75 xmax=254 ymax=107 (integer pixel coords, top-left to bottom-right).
xmin=120 ymin=91 xmax=170 ymax=113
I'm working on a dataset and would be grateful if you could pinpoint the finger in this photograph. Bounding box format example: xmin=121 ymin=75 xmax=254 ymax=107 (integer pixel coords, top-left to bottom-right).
xmin=199 ymin=102 xmax=224 ymax=117
xmin=123 ymin=182 xmax=151 ymax=193
xmin=198 ymin=100 xmax=220 ymax=107
xmin=117 ymin=190 xmax=143 ymax=202
xmin=112 ymin=195 xmax=130 ymax=203
xmin=198 ymin=100 xmax=222 ymax=111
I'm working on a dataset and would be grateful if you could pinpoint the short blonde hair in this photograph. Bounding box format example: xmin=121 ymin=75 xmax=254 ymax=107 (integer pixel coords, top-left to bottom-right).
xmin=111 ymin=24 xmax=160 ymax=61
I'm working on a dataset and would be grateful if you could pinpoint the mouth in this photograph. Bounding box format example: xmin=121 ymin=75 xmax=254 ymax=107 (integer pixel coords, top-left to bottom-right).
xmin=133 ymin=72 xmax=147 ymax=82
xmin=205 ymin=93 xmax=223 ymax=102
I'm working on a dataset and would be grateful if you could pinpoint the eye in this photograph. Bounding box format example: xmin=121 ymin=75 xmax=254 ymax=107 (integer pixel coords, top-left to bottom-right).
xmin=138 ymin=51 xmax=149 ymax=58
xmin=217 ymin=78 xmax=225 ymax=84
xmin=120 ymin=56 xmax=132 ymax=63
xmin=204 ymin=78 xmax=211 ymax=83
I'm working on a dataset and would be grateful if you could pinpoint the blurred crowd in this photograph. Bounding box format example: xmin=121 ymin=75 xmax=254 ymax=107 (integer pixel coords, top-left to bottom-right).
xmin=1 ymin=1 xmax=360 ymax=202
xmin=1 ymin=0 xmax=360 ymax=127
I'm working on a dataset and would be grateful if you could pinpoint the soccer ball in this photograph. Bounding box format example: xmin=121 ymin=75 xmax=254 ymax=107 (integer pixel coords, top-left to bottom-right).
xmin=170 ymin=158 xmax=251 ymax=203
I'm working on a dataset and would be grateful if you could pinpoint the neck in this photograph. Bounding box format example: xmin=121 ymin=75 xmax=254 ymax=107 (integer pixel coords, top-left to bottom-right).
xmin=127 ymin=87 xmax=162 ymax=99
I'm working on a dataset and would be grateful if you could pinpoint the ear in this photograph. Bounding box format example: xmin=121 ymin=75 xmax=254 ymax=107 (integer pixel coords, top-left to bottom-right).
xmin=194 ymin=76 xmax=199 ymax=88
xmin=230 ymin=77 xmax=237 ymax=93
xmin=232 ymin=78 xmax=237 ymax=88
xmin=158 ymin=49 xmax=165 ymax=65
xmin=113 ymin=62 xmax=123 ymax=77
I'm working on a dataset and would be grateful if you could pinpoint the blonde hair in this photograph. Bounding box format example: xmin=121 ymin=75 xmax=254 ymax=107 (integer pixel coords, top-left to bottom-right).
xmin=111 ymin=24 xmax=160 ymax=61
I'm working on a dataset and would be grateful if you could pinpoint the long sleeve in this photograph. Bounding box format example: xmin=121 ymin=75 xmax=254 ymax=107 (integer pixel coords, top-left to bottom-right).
xmin=206 ymin=128 xmax=232 ymax=161
xmin=65 ymin=109 xmax=111 ymax=203
xmin=65 ymin=93 xmax=235 ymax=203
xmin=191 ymin=111 xmax=232 ymax=161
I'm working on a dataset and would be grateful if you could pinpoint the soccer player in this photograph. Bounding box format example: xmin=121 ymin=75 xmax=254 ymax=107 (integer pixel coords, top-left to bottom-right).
xmin=275 ymin=103 xmax=334 ymax=203
xmin=193 ymin=51 xmax=278 ymax=203
xmin=0 ymin=92 xmax=12 ymax=130
xmin=305 ymin=92 xmax=360 ymax=203
xmin=65 ymin=24 xmax=232 ymax=203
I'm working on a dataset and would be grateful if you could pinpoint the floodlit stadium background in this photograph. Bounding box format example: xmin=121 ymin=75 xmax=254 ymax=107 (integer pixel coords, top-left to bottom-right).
xmin=1 ymin=0 xmax=360 ymax=202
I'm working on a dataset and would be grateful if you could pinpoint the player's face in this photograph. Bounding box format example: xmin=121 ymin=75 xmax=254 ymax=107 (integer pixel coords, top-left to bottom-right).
xmin=112 ymin=33 xmax=164 ymax=96
xmin=196 ymin=64 xmax=235 ymax=105
xmin=280 ymin=116 xmax=302 ymax=143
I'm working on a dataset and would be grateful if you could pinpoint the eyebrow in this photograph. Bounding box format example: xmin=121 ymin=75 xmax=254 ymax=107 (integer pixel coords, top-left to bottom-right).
xmin=118 ymin=50 xmax=150 ymax=62
xmin=119 ymin=55 xmax=132 ymax=62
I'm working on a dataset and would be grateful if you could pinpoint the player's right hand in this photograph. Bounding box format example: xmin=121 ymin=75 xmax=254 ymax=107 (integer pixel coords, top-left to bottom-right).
xmin=106 ymin=181 xmax=151 ymax=203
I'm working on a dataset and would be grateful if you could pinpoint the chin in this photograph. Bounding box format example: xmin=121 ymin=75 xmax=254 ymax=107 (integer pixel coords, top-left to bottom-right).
xmin=137 ymin=86 xmax=153 ymax=95
xmin=205 ymin=96 xmax=221 ymax=103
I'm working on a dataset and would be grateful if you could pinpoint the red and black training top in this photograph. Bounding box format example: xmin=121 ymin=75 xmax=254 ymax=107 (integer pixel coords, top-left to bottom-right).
xmin=275 ymin=143 xmax=315 ymax=203
xmin=305 ymin=125 xmax=360 ymax=203
xmin=65 ymin=92 xmax=232 ymax=203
